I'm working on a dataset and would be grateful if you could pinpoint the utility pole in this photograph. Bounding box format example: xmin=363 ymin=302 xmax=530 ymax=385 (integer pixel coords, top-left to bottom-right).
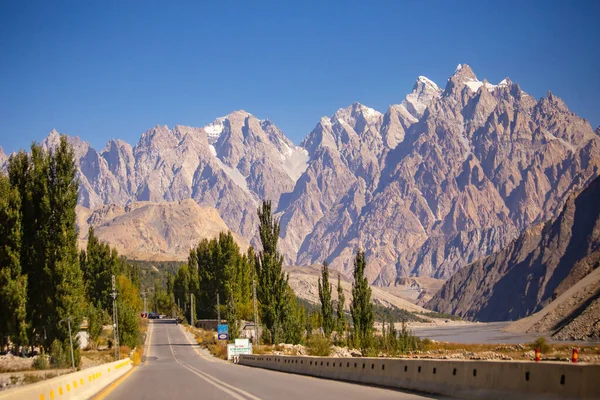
xmin=59 ymin=317 xmax=75 ymax=369
xmin=142 ymin=289 xmax=147 ymax=315
xmin=67 ymin=318 xmax=74 ymax=369
xmin=111 ymin=275 xmax=120 ymax=360
xmin=216 ymin=292 xmax=220 ymax=323
xmin=253 ymin=279 xmax=259 ymax=346
xmin=190 ymin=293 xmax=194 ymax=327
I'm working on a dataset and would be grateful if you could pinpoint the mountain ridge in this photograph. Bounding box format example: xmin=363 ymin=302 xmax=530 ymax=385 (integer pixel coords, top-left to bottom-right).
xmin=6 ymin=64 xmax=600 ymax=285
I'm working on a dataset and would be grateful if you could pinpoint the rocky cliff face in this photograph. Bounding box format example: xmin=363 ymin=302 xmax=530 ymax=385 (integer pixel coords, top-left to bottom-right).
xmin=42 ymin=112 xmax=307 ymax=241
xmin=281 ymin=65 xmax=600 ymax=282
xmin=28 ymin=64 xmax=600 ymax=283
xmin=426 ymin=176 xmax=600 ymax=322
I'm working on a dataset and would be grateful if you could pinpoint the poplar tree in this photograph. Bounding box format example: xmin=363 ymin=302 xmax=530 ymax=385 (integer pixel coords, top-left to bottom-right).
xmin=80 ymin=227 xmax=120 ymax=310
xmin=255 ymin=200 xmax=288 ymax=344
xmin=0 ymin=174 xmax=28 ymax=350
xmin=336 ymin=273 xmax=346 ymax=342
xmin=46 ymin=136 xmax=86 ymax=345
xmin=318 ymin=260 xmax=334 ymax=337
xmin=9 ymin=146 xmax=50 ymax=345
xmin=350 ymin=250 xmax=373 ymax=353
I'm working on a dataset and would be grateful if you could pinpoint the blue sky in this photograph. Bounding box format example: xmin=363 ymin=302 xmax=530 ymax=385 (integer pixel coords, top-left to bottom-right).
xmin=1 ymin=0 xmax=599 ymax=153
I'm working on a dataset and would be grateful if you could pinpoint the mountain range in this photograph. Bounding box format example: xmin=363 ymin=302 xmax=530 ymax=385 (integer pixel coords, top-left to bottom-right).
xmin=2 ymin=64 xmax=599 ymax=286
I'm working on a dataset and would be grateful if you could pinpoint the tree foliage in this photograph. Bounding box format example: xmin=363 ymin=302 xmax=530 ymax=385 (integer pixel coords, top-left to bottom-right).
xmin=255 ymin=200 xmax=289 ymax=344
xmin=0 ymin=174 xmax=28 ymax=349
xmin=335 ymin=273 xmax=347 ymax=344
xmin=318 ymin=260 xmax=334 ymax=338
xmin=350 ymin=250 xmax=374 ymax=353
xmin=2 ymin=137 xmax=143 ymax=359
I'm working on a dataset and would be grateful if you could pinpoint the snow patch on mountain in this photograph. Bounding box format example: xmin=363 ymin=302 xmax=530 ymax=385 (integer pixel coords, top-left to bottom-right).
xmin=212 ymin=154 xmax=251 ymax=194
xmin=281 ymin=147 xmax=310 ymax=182
xmin=204 ymin=117 xmax=227 ymax=141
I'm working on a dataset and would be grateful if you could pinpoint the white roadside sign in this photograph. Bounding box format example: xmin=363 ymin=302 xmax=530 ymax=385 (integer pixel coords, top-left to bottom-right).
xmin=227 ymin=338 xmax=253 ymax=361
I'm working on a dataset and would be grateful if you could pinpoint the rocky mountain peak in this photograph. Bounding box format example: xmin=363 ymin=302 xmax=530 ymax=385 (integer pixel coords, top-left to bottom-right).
xmin=453 ymin=63 xmax=478 ymax=81
xmin=0 ymin=146 xmax=7 ymax=169
xmin=402 ymin=76 xmax=442 ymax=118
xmin=332 ymin=102 xmax=383 ymax=127
xmin=41 ymin=129 xmax=61 ymax=151
xmin=540 ymin=90 xmax=569 ymax=112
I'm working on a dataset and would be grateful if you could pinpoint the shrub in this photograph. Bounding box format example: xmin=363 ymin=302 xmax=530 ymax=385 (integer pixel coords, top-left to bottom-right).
xmin=49 ymin=339 xmax=80 ymax=368
xmin=33 ymin=354 xmax=49 ymax=370
xmin=307 ymin=334 xmax=331 ymax=356
xmin=50 ymin=340 xmax=68 ymax=368
xmin=131 ymin=347 xmax=144 ymax=365
xmin=531 ymin=337 xmax=550 ymax=353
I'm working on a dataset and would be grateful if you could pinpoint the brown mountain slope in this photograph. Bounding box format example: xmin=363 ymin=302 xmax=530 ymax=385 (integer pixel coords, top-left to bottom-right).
xmin=77 ymin=199 xmax=248 ymax=261
xmin=505 ymin=259 xmax=600 ymax=340
xmin=284 ymin=266 xmax=429 ymax=314
xmin=426 ymin=175 xmax=600 ymax=322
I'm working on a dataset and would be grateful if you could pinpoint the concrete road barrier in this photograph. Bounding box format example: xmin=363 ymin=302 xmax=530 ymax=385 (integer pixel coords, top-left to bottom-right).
xmin=0 ymin=358 xmax=132 ymax=400
xmin=239 ymin=355 xmax=600 ymax=400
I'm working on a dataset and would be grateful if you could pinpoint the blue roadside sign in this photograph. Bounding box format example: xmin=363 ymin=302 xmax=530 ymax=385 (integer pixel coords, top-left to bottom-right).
xmin=217 ymin=324 xmax=229 ymax=340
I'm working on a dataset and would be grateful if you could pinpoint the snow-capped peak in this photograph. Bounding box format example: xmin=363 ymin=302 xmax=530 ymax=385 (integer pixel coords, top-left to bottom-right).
xmin=417 ymin=76 xmax=439 ymax=89
xmin=455 ymin=64 xmax=463 ymax=73
xmin=332 ymin=103 xmax=383 ymax=127
xmin=204 ymin=117 xmax=227 ymax=139
xmin=401 ymin=76 xmax=442 ymax=119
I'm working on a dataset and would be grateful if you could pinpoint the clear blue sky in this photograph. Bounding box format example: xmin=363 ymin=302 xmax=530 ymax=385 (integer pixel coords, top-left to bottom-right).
xmin=1 ymin=0 xmax=599 ymax=153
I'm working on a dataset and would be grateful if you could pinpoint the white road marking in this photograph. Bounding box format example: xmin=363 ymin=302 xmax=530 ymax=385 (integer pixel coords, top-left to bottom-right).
xmin=166 ymin=324 xmax=262 ymax=400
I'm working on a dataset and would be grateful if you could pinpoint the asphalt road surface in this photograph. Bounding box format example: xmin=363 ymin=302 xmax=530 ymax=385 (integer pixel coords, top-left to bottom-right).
xmin=102 ymin=319 xmax=450 ymax=400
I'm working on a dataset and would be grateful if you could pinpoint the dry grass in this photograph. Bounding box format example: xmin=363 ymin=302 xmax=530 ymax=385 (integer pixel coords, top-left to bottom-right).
xmin=185 ymin=325 xmax=217 ymax=346
xmin=131 ymin=347 xmax=144 ymax=365
xmin=207 ymin=343 xmax=228 ymax=360
xmin=253 ymin=345 xmax=274 ymax=355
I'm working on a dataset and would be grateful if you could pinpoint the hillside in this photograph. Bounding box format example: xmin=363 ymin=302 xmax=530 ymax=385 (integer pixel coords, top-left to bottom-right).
xmin=427 ymin=176 xmax=600 ymax=323
xmin=77 ymin=199 xmax=248 ymax=261
xmin=285 ymin=266 xmax=429 ymax=314
xmin=505 ymin=261 xmax=600 ymax=340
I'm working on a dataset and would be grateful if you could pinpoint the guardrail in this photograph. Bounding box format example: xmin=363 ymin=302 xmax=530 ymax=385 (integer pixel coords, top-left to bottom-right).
xmin=238 ymin=355 xmax=600 ymax=399
xmin=0 ymin=358 xmax=132 ymax=400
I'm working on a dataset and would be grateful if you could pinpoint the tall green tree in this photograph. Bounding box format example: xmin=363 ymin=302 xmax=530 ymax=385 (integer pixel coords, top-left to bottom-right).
xmin=255 ymin=200 xmax=288 ymax=344
xmin=117 ymin=275 xmax=142 ymax=348
xmin=9 ymin=146 xmax=50 ymax=345
xmin=318 ymin=260 xmax=334 ymax=337
xmin=80 ymin=227 xmax=120 ymax=310
xmin=350 ymin=250 xmax=373 ymax=353
xmin=0 ymin=174 xmax=28 ymax=350
xmin=336 ymin=273 xmax=346 ymax=343
xmin=45 ymin=136 xmax=86 ymax=345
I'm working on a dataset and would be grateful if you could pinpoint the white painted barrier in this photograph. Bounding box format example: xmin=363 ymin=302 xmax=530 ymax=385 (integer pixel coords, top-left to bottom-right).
xmin=0 ymin=358 xmax=132 ymax=400
xmin=239 ymin=355 xmax=600 ymax=400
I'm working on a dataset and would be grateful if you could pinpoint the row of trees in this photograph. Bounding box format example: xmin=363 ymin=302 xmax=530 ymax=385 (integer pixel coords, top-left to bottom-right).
xmin=317 ymin=251 xmax=424 ymax=355
xmin=318 ymin=250 xmax=374 ymax=352
xmin=0 ymin=137 xmax=143 ymax=365
xmin=170 ymin=201 xmax=309 ymax=345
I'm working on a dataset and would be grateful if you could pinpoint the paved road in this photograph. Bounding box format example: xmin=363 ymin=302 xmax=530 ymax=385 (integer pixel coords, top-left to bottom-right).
xmin=103 ymin=319 xmax=449 ymax=399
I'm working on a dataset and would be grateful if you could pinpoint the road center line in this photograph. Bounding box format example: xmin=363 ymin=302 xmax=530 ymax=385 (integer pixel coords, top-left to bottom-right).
xmin=166 ymin=324 xmax=261 ymax=400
